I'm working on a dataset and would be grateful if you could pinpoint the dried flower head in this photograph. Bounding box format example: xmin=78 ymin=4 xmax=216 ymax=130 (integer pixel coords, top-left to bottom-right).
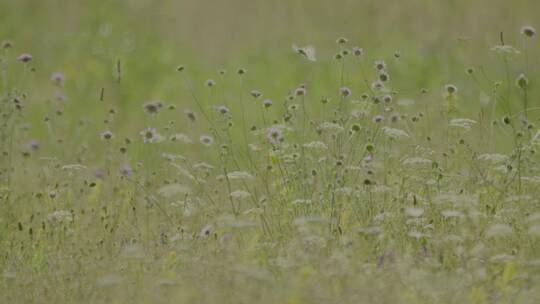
xmin=516 ymin=73 xmax=529 ymax=89
xmin=250 ymin=90 xmax=262 ymax=98
xmin=336 ymin=37 xmax=348 ymax=44
xmin=215 ymin=105 xmax=230 ymax=114
xmin=263 ymin=99 xmax=273 ymax=108
xmin=143 ymin=100 xmax=164 ymax=114
xmin=372 ymin=115 xmax=384 ymax=123
xmin=444 ymin=84 xmax=458 ymax=95
xmin=185 ymin=109 xmax=197 ymax=122
xmin=199 ymin=135 xmax=214 ymax=146
xmin=340 ymin=87 xmax=351 ymax=97
xmin=294 ymin=87 xmax=306 ymax=96
xmin=1 ymin=40 xmax=13 ymax=49
xmin=205 ymin=79 xmax=216 ymax=87
xmin=521 ymin=26 xmax=536 ymax=38
xmin=100 ymin=130 xmax=114 ymax=140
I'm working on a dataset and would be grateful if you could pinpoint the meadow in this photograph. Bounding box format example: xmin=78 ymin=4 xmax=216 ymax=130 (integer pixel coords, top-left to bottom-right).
xmin=1 ymin=0 xmax=540 ymax=303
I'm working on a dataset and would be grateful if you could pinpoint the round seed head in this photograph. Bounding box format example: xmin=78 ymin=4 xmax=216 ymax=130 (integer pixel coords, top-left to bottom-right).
xmin=516 ymin=73 xmax=529 ymax=89
xmin=17 ymin=53 xmax=33 ymax=63
xmin=521 ymin=26 xmax=536 ymax=38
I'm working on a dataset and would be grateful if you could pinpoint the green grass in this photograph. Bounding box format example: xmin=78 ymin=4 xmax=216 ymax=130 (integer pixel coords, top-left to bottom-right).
xmin=1 ymin=1 xmax=540 ymax=303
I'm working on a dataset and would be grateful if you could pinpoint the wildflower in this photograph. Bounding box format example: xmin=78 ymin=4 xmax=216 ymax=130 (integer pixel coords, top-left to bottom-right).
xmin=200 ymin=225 xmax=212 ymax=237
xmin=266 ymin=127 xmax=284 ymax=144
xmin=214 ymin=105 xmax=230 ymax=114
xmin=237 ymin=68 xmax=247 ymax=75
xmin=379 ymin=71 xmax=390 ymax=82
xmin=218 ymin=69 xmax=226 ymax=75
xmin=184 ymin=109 xmax=197 ymax=122
xmin=1 ymin=40 xmax=12 ymax=49
xmin=157 ymin=184 xmax=192 ymax=197
xmin=371 ymin=80 xmax=384 ymax=91
xmin=516 ymin=73 xmax=529 ymax=89
xmin=340 ymin=87 xmax=351 ymax=97
xmin=374 ymin=60 xmax=386 ymax=71
xmin=227 ymin=171 xmax=254 ymax=180
xmin=382 ymin=95 xmax=392 ymax=103
xmin=17 ymin=53 xmax=32 ymax=63
xmin=143 ymin=100 xmax=163 ymax=114
xmin=336 ymin=37 xmax=348 ymax=44
xmin=230 ymin=190 xmax=251 ymax=199
xmin=47 ymin=210 xmax=73 ymax=222
xmin=521 ymin=26 xmax=536 ymax=38
xmin=140 ymin=127 xmax=158 ymax=143
xmin=372 ymin=115 xmax=384 ymax=123
xmin=319 ymin=122 xmax=344 ymax=133
xmin=294 ymin=87 xmax=306 ymax=96
xmin=169 ymin=133 xmax=192 ymax=143
xmin=205 ymin=79 xmax=216 ymax=87
xmin=352 ymin=47 xmax=363 ymax=57
xmin=120 ymin=163 xmax=133 ymax=177
xmin=250 ymin=90 xmax=262 ymax=98
xmin=51 ymin=72 xmax=65 ymax=86
xmin=444 ymin=84 xmax=458 ymax=95
xmin=491 ymin=45 xmax=521 ymax=55
xmin=292 ymin=44 xmax=317 ymax=61
xmin=321 ymin=97 xmax=330 ymax=104
xmin=27 ymin=139 xmax=40 ymax=151
xmin=262 ymin=99 xmax=273 ymax=108
xmin=176 ymin=65 xmax=185 ymax=72
xmin=100 ymin=130 xmax=114 ymax=140
xmin=303 ymin=141 xmax=328 ymax=150
xmin=199 ymin=135 xmax=214 ymax=146
xmin=382 ymin=127 xmax=409 ymax=139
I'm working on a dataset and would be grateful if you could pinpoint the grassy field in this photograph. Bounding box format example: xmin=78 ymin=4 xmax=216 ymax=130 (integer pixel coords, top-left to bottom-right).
xmin=2 ymin=1 xmax=540 ymax=303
